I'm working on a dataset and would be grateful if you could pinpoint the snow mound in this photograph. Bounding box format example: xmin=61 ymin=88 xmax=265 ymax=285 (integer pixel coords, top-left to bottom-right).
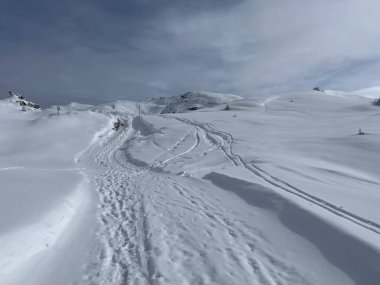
xmin=132 ymin=116 xmax=162 ymax=136
xmin=159 ymin=91 xmax=241 ymax=114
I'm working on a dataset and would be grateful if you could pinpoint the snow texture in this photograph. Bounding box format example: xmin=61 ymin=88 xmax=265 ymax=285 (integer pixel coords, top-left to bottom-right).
xmin=1 ymin=90 xmax=380 ymax=285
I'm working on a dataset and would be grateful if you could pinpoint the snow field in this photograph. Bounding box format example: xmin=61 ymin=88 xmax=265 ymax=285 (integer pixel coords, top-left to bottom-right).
xmin=1 ymin=90 xmax=380 ymax=284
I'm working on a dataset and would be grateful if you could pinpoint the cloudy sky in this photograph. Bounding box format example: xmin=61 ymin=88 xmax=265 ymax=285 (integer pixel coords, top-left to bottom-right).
xmin=1 ymin=0 xmax=380 ymax=106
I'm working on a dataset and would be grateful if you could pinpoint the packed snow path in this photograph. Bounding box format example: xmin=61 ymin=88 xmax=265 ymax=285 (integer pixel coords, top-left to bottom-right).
xmin=80 ymin=112 xmax=380 ymax=285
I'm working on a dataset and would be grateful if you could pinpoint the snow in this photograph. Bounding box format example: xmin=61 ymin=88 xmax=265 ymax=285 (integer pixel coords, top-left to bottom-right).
xmin=352 ymin=86 xmax=380 ymax=99
xmin=0 ymin=97 xmax=109 ymax=285
xmin=158 ymin=91 xmax=242 ymax=114
xmin=7 ymin=92 xmax=41 ymax=111
xmin=1 ymin=90 xmax=380 ymax=284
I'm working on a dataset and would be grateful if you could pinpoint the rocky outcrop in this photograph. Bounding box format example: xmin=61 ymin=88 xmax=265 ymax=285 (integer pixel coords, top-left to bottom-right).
xmin=8 ymin=91 xmax=41 ymax=110
xmin=160 ymin=91 xmax=241 ymax=114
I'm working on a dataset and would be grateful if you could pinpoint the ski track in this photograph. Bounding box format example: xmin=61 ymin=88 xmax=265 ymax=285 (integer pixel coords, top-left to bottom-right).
xmin=171 ymin=116 xmax=380 ymax=236
xmin=134 ymin=127 xmax=305 ymax=284
xmin=82 ymin=116 xmax=149 ymax=284
xmin=81 ymin=116 xmax=212 ymax=284
xmin=80 ymin=114 xmax=309 ymax=285
xmin=80 ymin=112 xmax=380 ymax=285
xmin=155 ymin=178 xmax=306 ymax=285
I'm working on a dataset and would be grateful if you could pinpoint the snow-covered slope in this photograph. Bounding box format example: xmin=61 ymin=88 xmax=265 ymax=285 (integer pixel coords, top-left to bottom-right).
xmin=158 ymin=91 xmax=241 ymax=114
xmin=1 ymin=90 xmax=380 ymax=285
xmin=323 ymin=89 xmax=354 ymax=97
xmin=0 ymin=97 xmax=110 ymax=285
xmin=325 ymin=88 xmax=380 ymax=101
xmin=352 ymin=86 xmax=380 ymax=99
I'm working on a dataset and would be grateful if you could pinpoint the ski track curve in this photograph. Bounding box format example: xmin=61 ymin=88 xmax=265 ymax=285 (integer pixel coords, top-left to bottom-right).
xmin=80 ymin=115 xmax=224 ymax=284
xmin=170 ymin=116 xmax=380 ymax=236
xmin=79 ymin=112 xmax=378 ymax=285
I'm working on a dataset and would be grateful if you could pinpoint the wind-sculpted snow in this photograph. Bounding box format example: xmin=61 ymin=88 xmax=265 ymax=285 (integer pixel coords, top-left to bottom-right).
xmin=204 ymin=172 xmax=380 ymax=285
xmin=1 ymin=90 xmax=380 ymax=284
xmin=0 ymin=98 xmax=109 ymax=284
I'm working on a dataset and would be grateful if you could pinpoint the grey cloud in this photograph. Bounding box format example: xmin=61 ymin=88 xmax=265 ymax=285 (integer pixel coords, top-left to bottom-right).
xmin=1 ymin=0 xmax=380 ymax=106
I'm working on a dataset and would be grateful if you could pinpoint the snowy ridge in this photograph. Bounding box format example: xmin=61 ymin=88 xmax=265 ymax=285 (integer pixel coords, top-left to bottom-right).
xmin=159 ymin=91 xmax=241 ymax=114
xmin=351 ymin=86 xmax=380 ymax=99
xmin=2 ymin=91 xmax=41 ymax=111
xmin=324 ymin=88 xmax=380 ymax=100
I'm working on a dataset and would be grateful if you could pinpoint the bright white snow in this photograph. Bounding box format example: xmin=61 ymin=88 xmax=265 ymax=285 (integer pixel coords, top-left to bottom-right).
xmin=1 ymin=90 xmax=380 ymax=285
